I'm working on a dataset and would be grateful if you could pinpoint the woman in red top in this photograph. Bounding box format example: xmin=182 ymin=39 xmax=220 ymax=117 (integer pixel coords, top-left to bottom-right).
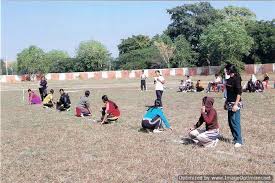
xmin=100 ymin=95 xmax=120 ymax=124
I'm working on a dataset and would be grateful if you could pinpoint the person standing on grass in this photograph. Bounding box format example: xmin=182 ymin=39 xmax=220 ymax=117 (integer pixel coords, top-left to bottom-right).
xmin=224 ymin=64 xmax=243 ymax=148
xmin=100 ymin=95 xmax=120 ymax=124
xmin=39 ymin=76 xmax=48 ymax=101
xmin=43 ymin=89 xmax=55 ymax=108
xmin=140 ymin=70 xmax=147 ymax=91
xmin=75 ymin=90 xmax=92 ymax=117
xmin=56 ymin=89 xmax=71 ymax=111
xmin=28 ymin=89 xmax=42 ymax=105
xmin=154 ymin=70 xmax=165 ymax=107
xmin=188 ymin=96 xmax=220 ymax=147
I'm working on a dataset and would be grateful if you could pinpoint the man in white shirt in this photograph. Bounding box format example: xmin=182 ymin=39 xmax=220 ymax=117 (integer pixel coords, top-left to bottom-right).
xmin=140 ymin=70 xmax=147 ymax=91
xmin=154 ymin=70 xmax=165 ymax=107
xmin=206 ymin=74 xmax=222 ymax=92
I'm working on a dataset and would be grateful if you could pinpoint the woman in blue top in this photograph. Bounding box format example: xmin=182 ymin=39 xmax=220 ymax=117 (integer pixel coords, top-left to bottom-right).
xmin=142 ymin=99 xmax=172 ymax=132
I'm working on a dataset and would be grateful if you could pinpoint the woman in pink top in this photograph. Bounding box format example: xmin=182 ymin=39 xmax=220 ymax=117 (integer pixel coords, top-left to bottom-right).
xmin=28 ymin=89 xmax=42 ymax=104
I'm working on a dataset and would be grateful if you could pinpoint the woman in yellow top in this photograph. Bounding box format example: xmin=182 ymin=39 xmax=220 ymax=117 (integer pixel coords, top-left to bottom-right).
xmin=43 ymin=89 xmax=55 ymax=108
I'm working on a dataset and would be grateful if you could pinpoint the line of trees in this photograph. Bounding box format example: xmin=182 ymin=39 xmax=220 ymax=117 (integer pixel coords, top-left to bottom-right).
xmin=5 ymin=2 xmax=275 ymax=75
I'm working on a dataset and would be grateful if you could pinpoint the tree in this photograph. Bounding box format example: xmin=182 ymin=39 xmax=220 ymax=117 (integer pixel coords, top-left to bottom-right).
xmin=116 ymin=47 xmax=162 ymax=70
xmin=154 ymin=41 xmax=175 ymax=68
xmin=51 ymin=58 xmax=79 ymax=73
xmin=174 ymin=35 xmax=196 ymax=67
xmin=76 ymin=40 xmax=111 ymax=71
xmin=17 ymin=45 xmax=48 ymax=75
xmin=222 ymin=6 xmax=256 ymax=24
xmin=200 ymin=19 xmax=254 ymax=70
xmin=45 ymin=50 xmax=70 ymax=72
xmin=167 ymin=2 xmax=223 ymax=50
xmin=244 ymin=20 xmax=275 ymax=64
xmin=152 ymin=34 xmax=173 ymax=46
xmin=118 ymin=35 xmax=151 ymax=55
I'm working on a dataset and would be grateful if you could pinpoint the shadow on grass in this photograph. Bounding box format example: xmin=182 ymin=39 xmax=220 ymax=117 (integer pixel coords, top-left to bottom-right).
xmin=138 ymin=128 xmax=152 ymax=133
xmin=218 ymin=135 xmax=232 ymax=144
xmin=180 ymin=137 xmax=196 ymax=145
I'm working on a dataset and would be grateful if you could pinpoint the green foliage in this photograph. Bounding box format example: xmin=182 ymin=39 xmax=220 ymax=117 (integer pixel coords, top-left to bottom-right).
xmin=222 ymin=6 xmax=256 ymax=25
xmin=173 ymin=35 xmax=196 ymax=67
xmin=76 ymin=40 xmax=111 ymax=71
xmin=118 ymin=35 xmax=151 ymax=55
xmin=244 ymin=20 xmax=275 ymax=64
xmin=116 ymin=47 xmax=162 ymax=70
xmin=17 ymin=45 xmax=49 ymax=75
xmin=117 ymin=35 xmax=164 ymax=69
xmin=167 ymin=2 xmax=223 ymax=49
xmin=152 ymin=34 xmax=173 ymax=46
xmin=45 ymin=50 xmax=70 ymax=72
xmin=200 ymin=19 xmax=254 ymax=70
xmin=51 ymin=58 xmax=79 ymax=73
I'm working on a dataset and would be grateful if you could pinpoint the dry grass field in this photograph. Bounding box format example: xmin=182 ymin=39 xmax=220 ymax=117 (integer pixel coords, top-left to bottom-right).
xmin=1 ymin=74 xmax=274 ymax=183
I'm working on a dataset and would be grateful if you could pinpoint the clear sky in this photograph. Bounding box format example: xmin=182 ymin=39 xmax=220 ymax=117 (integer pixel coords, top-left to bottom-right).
xmin=1 ymin=1 xmax=275 ymax=61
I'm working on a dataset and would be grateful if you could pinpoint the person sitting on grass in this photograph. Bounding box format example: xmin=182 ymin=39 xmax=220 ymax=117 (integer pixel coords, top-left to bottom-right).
xmin=188 ymin=96 xmax=220 ymax=147
xmin=206 ymin=74 xmax=222 ymax=92
xmin=141 ymin=99 xmax=172 ymax=133
xmin=43 ymin=89 xmax=55 ymax=108
xmin=56 ymin=89 xmax=71 ymax=111
xmin=255 ymin=80 xmax=264 ymax=92
xmin=28 ymin=89 xmax=42 ymax=105
xmin=244 ymin=74 xmax=257 ymax=92
xmin=100 ymin=95 xmax=120 ymax=124
xmin=195 ymin=80 xmax=204 ymax=92
xmin=178 ymin=80 xmax=185 ymax=92
xmin=75 ymin=90 xmax=92 ymax=117
xmin=179 ymin=75 xmax=193 ymax=92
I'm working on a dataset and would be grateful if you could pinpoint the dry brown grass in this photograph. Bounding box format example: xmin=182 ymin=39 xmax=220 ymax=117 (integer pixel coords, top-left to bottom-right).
xmin=1 ymin=74 xmax=275 ymax=183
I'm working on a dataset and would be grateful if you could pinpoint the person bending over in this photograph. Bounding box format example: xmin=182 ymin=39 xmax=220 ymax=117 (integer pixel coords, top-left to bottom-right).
xmin=141 ymin=99 xmax=172 ymax=133
xmin=75 ymin=90 xmax=92 ymax=117
xmin=188 ymin=96 xmax=220 ymax=147
xmin=56 ymin=89 xmax=71 ymax=111
xmin=28 ymin=89 xmax=42 ymax=105
xmin=100 ymin=95 xmax=120 ymax=124
xmin=43 ymin=89 xmax=55 ymax=108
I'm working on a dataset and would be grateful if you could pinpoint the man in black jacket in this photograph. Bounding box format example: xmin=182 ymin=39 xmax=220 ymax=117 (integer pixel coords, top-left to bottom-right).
xmin=56 ymin=89 xmax=71 ymax=111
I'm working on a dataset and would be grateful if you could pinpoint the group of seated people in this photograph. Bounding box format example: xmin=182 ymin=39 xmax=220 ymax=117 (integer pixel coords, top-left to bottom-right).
xmin=178 ymin=75 xmax=205 ymax=92
xmin=178 ymin=74 xmax=223 ymax=93
xmin=178 ymin=72 xmax=270 ymax=94
xmin=28 ymin=89 xmax=120 ymax=124
xmin=243 ymin=73 xmax=269 ymax=92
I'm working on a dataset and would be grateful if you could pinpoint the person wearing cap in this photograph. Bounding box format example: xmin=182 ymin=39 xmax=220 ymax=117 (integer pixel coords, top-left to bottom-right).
xmin=75 ymin=90 xmax=92 ymax=117
xmin=188 ymin=96 xmax=220 ymax=147
xmin=141 ymin=99 xmax=172 ymax=133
